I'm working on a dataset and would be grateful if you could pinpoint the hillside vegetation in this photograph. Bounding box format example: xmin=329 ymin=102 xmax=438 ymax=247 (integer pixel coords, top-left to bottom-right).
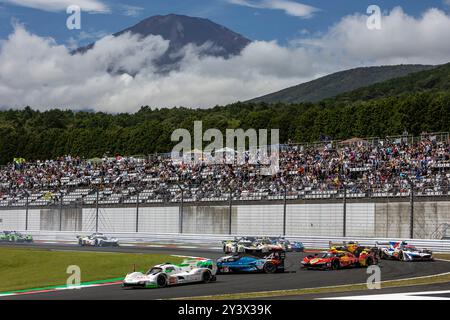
xmin=0 ymin=63 xmax=449 ymax=165
xmin=326 ymin=62 xmax=450 ymax=104
xmin=248 ymin=64 xmax=435 ymax=104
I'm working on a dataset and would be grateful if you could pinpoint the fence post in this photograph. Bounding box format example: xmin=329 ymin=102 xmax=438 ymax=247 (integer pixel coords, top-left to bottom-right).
xmin=136 ymin=192 xmax=140 ymax=233
xmin=343 ymin=186 xmax=347 ymax=237
xmin=95 ymin=188 xmax=99 ymax=233
xmin=410 ymin=183 xmax=414 ymax=239
xmin=25 ymin=193 xmax=29 ymax=231
xmin=179 ymin=188 xmax=184 ymax=234
xmin=59 ymin=193 xmax=63 ymax=231
xmin=229 ymin=192 xmax=232 ymax=235
xmin=283 ymin=185 xmax=287 ymax=236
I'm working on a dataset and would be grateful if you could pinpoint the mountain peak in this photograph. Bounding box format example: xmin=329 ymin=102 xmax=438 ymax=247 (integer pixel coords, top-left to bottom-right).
xmin=74 ymin=14 xmax=251 ymax=73
xmin=114 ymin=13 xmax=251 ymax=56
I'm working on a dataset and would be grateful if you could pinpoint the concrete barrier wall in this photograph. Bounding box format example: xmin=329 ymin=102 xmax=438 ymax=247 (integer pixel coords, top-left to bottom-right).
xmin=0 ymin=209 xmax=26 ymax=230
xmin=373 ymin=201 xmax=450 ymax=239
xmin=234 ymin=204 xmax=284 ymax=236
xmin=286 ymin=203 xmax=343 ymax=237
xmin=139 ymin=207 xmax=179 ymax=234
xmin=40 ymin=208 xmax=82 ymax=231
xmin=82 ymin=208 xmax=136 ymax=233
xmin=0 ymin=200 xmax=448 ymax=239
xmin=346 ymin=203 xmax=376 ymax=237
xmin=183 ymin=206 xmax=232 ymax=234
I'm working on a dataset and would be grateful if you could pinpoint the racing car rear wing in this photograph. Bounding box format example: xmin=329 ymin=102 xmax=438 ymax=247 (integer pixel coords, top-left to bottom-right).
xmin=328 ymin=241 xmax=360 ymax=248
xmin=374 ymin=241 xmax=397 ymax=248
xmin=181 ymin=258 xmax=217 ymax=270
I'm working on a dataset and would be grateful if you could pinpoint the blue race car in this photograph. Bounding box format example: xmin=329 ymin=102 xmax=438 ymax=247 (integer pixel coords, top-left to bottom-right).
xmin=290 ymin=241 xmax=305 ymax=252
xmin=216 ymin=251 xmax=285 ymax=274
xmin=268 ymin=237 xmax=304 ymax=252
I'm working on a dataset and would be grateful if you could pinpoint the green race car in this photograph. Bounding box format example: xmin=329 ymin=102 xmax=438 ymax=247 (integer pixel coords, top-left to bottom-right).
xmin=0 ymin=231 xmax=33 ymax=243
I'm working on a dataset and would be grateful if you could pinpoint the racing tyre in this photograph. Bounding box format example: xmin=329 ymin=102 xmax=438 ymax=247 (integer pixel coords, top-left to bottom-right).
xmin=331 ymin=259 xmax=340 ymax=270
xmin=94 ymin=239 xmax=99 ymax=247
xmin=156 ymin=274 xmax=168 ymax=288
xmin=398 ymin=251 xmax=404 ymax=261
xmin=78 ymin=239 xmax=83 ymax=246
xmin=366 ymin=257 xmax=374 ymax=267
xmin=379 ymin=250 xmax=385 ymax=259
xmin=202 ymin=271 xmax=212 ymax=283
xmin=263 ymin=262 xmax=277 ymax=274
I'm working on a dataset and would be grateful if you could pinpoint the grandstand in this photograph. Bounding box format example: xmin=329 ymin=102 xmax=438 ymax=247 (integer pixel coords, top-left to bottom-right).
xmin=0 ymin=132 xmax=449 ymax=208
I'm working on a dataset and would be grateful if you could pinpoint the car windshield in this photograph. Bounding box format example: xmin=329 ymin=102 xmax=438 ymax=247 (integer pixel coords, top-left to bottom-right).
xmin=321 ymin=252 xmax=335 ymax=258
xmin=146 ymin=267 xmax=162 ymax=275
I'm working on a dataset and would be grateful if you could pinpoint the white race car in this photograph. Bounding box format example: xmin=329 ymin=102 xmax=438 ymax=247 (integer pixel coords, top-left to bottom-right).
xmin=77 ymin=233 xmax=119 ymax=247
xmin=122 ymin=258 xmax=217 ymax=289
xmin=376 ymin=241 xmax=433 ymax=261
xmin=222 ymin=237 xmax=283 ymax=254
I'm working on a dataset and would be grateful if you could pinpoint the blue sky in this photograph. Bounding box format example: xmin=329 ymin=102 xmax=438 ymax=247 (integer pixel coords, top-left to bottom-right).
xmin=1 ymin=1 xmax=450 ymax=111
xmin=1 ymin=0 xmax=449 ymax=47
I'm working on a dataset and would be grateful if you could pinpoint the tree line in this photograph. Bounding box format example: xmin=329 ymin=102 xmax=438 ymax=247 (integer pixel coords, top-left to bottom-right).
xmin=0 ymin=90 xmax=449 ymax=165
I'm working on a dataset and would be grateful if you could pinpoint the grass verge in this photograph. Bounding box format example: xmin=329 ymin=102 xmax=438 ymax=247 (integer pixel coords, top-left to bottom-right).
xmin=0 ymin=247 xmax=183 ymax=293
xmin=435 ymin=253 xmax=450 ymax=261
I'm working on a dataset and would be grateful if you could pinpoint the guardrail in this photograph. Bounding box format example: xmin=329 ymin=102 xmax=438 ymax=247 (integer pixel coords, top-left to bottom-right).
xmin=17 ymin=231 xmax=450 ymax=253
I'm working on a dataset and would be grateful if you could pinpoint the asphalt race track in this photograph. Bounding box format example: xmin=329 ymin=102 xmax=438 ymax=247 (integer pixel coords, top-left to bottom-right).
xmin=1 ymin=242 xmax=449 ymax=300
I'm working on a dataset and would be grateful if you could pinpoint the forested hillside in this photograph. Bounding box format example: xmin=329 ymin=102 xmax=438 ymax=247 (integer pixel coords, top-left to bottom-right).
xmin=248 ymin=64 xmax=435 ymax=104
xmin=1 ymin=88 xmax=449 ymax=165
xmin=326 ymin=62 xmax=450 ymax=104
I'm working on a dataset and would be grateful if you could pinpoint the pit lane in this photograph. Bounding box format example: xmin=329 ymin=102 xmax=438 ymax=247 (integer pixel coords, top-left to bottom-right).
xmin=1 ymin=242 xmax=449 ymax=300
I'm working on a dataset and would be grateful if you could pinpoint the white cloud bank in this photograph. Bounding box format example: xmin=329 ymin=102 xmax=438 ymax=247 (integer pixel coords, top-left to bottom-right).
xmin=1 ymin=0 xmax=109 ymax=13
xmin=227 ymin=0 xmax=319 ymax=18
xmin=1 ymin=7 xmax=450 ymax=112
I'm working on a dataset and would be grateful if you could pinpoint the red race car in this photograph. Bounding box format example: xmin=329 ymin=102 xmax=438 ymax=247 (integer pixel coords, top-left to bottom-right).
xmin=301 ymin=249 xmax=376 ymax=270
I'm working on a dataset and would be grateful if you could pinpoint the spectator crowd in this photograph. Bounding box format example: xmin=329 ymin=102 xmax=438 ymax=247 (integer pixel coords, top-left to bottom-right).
xmin=0 ymin=135 xmax=449 ymax=206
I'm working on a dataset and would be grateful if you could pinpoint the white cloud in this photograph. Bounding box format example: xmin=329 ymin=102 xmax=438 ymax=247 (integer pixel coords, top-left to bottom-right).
xmin=227 ymin=0 xmax=319 ymax=18
xmin=1 ymin=0 xmax=109 ymax=13
xmin=66 ymin=30 xmax=108 ymax=50
xmin=1 ymin=7 xmax=450 ymax=112
xmin=119 ymin=4 xmax=144 ymax=17
xmin=299 ymin=7 xmax=450 ymax=66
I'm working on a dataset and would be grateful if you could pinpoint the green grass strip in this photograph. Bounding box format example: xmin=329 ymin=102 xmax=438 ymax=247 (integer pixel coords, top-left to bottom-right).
xmin=0 ymin=246 xmax=183 ymax=293
xmin=0 ymin=277 xmax=124 ymax=296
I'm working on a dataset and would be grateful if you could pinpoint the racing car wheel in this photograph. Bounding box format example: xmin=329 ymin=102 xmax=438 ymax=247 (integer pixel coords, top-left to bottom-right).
xmin=157 ymin=274 xmax=168 ymax=288
xmin=202 ymin=271 xmax=212 ymax=283
xmin=263 ymin=262 xmax=276 ymax=274
xmin=331 ymin=259 xmax=340 ymax=270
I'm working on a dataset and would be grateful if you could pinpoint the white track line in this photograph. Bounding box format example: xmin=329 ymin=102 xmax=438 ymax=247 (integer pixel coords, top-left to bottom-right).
xmin=320 ymin=289 xmax=450 ymax=300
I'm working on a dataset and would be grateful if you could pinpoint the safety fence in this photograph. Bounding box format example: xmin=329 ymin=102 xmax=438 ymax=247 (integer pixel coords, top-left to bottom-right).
xmin=17 ymin=231 xmax=450 ymax=253
xmin=1 ymin=198 xmax=449 ymax=240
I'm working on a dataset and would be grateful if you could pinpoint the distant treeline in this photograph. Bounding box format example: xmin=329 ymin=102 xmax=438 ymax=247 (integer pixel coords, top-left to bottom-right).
xmin=0 ymin=89 xmax=449 ymax=165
